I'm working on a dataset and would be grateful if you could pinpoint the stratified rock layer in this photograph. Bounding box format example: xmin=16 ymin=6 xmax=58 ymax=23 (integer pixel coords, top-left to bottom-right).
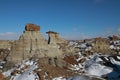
xmin=46 ymin=31 xmax=67 ymax=45
xmin=7 ymin=23 xmax=67 ymax=64
xmin=0 ymin=40 xmax=13 ymax=49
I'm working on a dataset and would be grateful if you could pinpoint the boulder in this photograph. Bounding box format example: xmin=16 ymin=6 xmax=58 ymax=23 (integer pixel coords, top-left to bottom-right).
xmin=25 ymin=23 xmax=40 ymax=31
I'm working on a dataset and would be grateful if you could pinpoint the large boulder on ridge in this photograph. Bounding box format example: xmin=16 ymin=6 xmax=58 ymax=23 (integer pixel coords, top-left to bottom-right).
xmin=25 ymin=23 xmax=40 ymax=31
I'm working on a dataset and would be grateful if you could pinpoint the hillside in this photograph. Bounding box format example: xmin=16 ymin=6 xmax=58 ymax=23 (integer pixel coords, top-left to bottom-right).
xmin=0 ymin=24 xmax=120 ymax=80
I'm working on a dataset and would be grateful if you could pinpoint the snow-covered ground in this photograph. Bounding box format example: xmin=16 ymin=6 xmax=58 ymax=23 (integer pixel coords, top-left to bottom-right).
xmin=2 ymin=39 xmax=120 ymax=80
xmin=3 ymin=60 xmax=40 ymax=80
xmin=2 ymin=54 xmax=120 ymax=80
xmin=66 ymin=50 xmax=120 ymax=80
xmin=52 ymin=76 xmax=105 ymax=80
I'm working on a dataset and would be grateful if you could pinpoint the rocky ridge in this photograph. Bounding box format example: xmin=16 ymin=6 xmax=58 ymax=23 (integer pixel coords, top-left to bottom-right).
xmin=1 ymin=23 xmax=120 ymax=80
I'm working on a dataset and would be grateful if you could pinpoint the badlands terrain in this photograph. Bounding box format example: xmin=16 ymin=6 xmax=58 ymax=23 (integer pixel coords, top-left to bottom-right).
xmin=0 ymin=24 xmax=120 ymax=80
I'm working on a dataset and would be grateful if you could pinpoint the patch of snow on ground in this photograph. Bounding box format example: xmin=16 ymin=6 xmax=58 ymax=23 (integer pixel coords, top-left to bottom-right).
xmin=67 ymin=76 xmax=90 ymax=80
xmin=3 ymin=68 xmax=15 ymax=77
xmin=52 ymin=77 xmax=66 ymax=80
xmin=110 ymin=57 xmax=120 ymax=65
xmin=70 ymin=64 xmax=83 ymax=71
xmin=86 ymin=63 xmax=112 ymax=76
xmin=3 ymin=60 xmax=39 ymax=80
xmin=12 ymin=72 xmax=39 ymax=80
xmin=85 ymin=54 xmax=113 ymax=76
xmin=12 ymin=60 xmax=39 ymax=80
xmin=117 ymin=56 xmax=120 ymax=59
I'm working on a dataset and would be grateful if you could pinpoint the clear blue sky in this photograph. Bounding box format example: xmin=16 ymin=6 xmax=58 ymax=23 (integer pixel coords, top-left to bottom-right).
xmin=0 ymin=0 xmax=120 ymax=40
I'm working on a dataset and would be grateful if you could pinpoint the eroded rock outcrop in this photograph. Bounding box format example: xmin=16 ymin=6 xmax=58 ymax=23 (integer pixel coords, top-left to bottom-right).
xmin=0 ymin=49 xmax=10 ymax=62
xmin=7 ymin=23 xmax=67 ymax=64
xmin=46 ymin=31 xmax=67 ymax=45
xmin=91 ymin=37 xmax=111 ymax=53
xmin=0 ymin=40 xmax=13 ymax=49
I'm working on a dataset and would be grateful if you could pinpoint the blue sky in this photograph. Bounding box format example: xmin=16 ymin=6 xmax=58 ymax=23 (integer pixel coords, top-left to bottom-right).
xmin=0 ymin=0 xmax=120 ymax=40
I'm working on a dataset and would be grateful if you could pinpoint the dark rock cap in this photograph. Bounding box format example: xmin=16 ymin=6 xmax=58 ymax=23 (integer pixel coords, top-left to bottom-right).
xmin=25 ymin=23 xmax=40 ymax=31
xmin=46 ymin=31 xmax=58 ymax=34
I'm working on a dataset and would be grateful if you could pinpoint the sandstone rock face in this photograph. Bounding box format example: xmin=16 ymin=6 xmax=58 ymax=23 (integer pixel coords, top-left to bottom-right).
xmin=46 ymin=31 xmax=67 ymax=46
xmin=0 ymin=49 xmax=10 ymax=61
xmin=25 ymin=23 xmax=40 ymax=31
xmin=7 ymin=24 xmax=67 ymax=64
xmin=46 ymin=31 xmax=76 ymax=55
xmin=0 ymin=40 xmax=13 ymax=49
xmin=92 ymin=37 xmax=111 ymax=53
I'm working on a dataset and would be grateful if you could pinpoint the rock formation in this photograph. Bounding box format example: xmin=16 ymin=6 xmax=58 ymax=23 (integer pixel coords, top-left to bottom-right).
xmin=25 ymin=23 xmax=40 ymax=31
xmin=46 ymin=31 xmax=78 ymax=55
xmin=7 ymin=23 xmax=67 ymax=64
xmin=91 ymin=37 xmax=111 ymax=53
xmin=0 ymin=40 xmax=13 ymax=49
xmin=46 ymin=31 xmax=67 ymax=45
xmin=108 ymin=35 xmax=120 ymax=41
xmin=0 ymin=49 xmax=10 ymax=61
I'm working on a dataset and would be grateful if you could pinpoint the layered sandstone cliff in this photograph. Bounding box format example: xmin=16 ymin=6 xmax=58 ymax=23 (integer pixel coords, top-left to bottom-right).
xmin=46 ymin=31 xmax=67 ymax=45
xmin=7 ymin=24 xmax=65 ymax=64
xmin=0 ymin=40 xmax=13 ymax=49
